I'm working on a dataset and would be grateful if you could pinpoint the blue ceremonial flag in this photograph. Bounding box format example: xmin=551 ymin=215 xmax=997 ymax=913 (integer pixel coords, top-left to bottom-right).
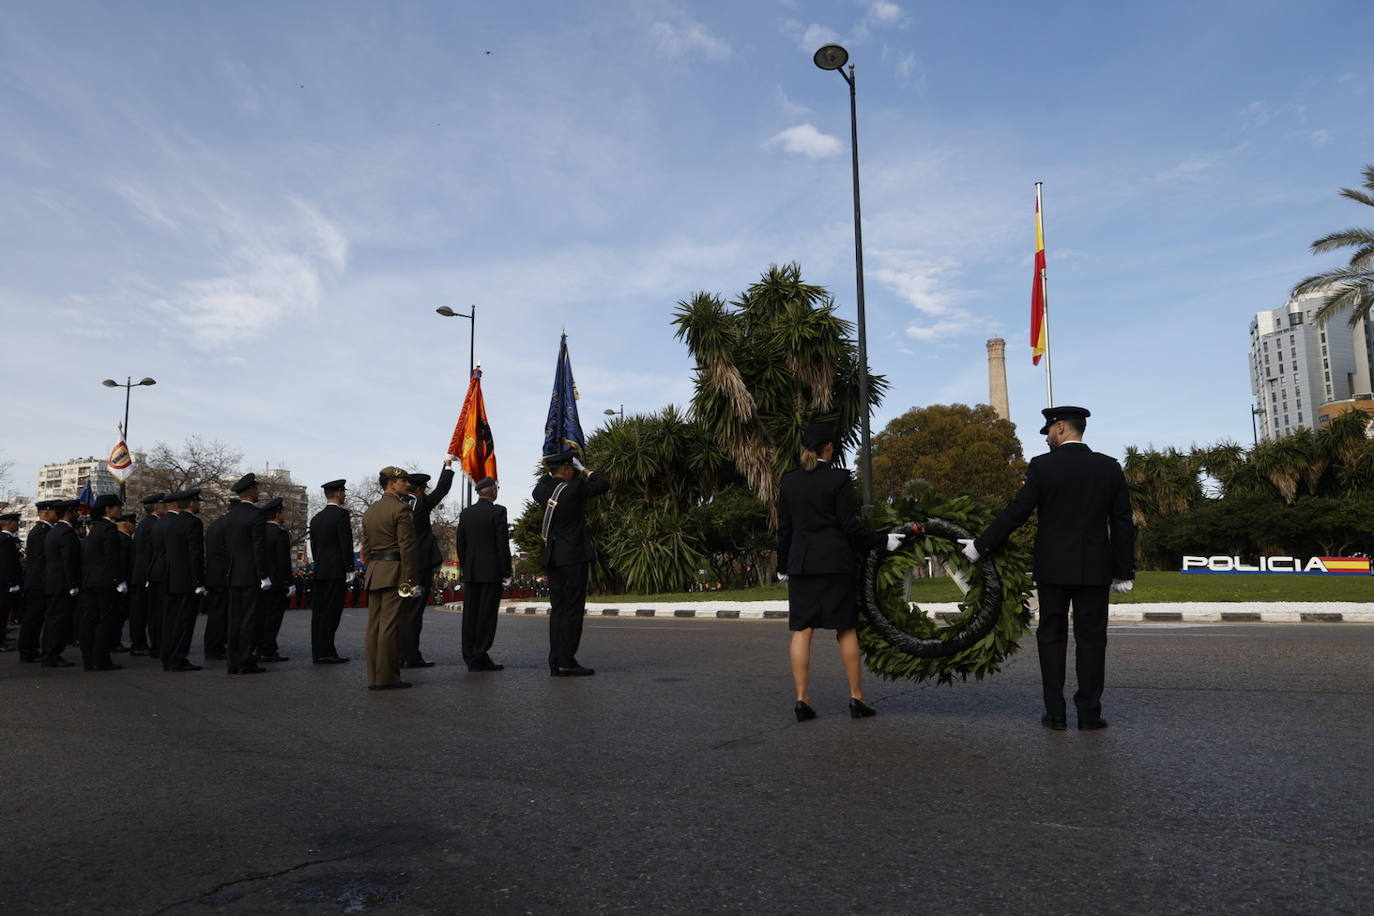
xmin=542 ymin=333 xmax=585 ymax=457
xmin=77 ymin=482 xmax=94 ymax=508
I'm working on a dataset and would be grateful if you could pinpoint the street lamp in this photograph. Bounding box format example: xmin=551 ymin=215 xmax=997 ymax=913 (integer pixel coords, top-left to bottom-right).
xmin=814 ymin=43 xmax=875 ymax=516
xmin=435 ymin=306 xmax=477 ymax=508
xmin=101 ymin=376 xmax=156 ymax=500
xmin=603 ymin=405 xmax=623 ymax=419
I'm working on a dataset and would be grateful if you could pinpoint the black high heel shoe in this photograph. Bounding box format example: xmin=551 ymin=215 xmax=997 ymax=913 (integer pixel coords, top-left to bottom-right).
xmin=794 ymin=701 xmax=817 ymax=722
xmin=848 ymin=698 xmax=877 ymax=719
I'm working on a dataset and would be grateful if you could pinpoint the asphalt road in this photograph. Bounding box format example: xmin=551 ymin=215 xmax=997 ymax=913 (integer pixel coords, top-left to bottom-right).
xmin=3 ymin=608 xmax=1371 ymax=915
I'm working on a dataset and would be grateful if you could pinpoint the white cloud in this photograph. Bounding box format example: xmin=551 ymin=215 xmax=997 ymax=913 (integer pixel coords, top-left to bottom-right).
xmin=776 ymin=85 xmax=811 ymax=118
xmin=109 ymin=180 xmax=178 ymax=229
xmin=800 ymin=23 xmax=843 ymax=50
xmin=768 ymin=123 xmax=842 ymax=159
xmin=1154 ymin=155 xmax=1219 ymax=183
xmin=865 ymin=1 xmax=905 ymax=25
xmin=1240 ymin=100 xmax=1307 ymax=130
xmin=649 ymin=13 xmax=730 ymax=61
xmin=869 ymin=251 xmax=990 ymax=341
xmin=1311 ymin=129 xmax=1331 ymax=145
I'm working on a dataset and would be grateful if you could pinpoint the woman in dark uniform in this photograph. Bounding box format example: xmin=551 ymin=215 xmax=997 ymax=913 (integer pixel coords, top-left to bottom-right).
xmin=777 ymin=424 xmax=904 ymax=721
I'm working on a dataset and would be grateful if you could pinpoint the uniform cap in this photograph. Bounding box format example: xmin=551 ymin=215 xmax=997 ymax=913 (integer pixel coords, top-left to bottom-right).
xmin=542 ymin=452 xmax=576 ymax=468
xmin=802 ymin=423 xmax=836 ymax=450
xmin=35 ymin=500 xmax=60 ymax=511
xmin=168 ymin=487 xmax=202 ymax=503
xmin=321 ymin=479 xmax=346 ymax=492
xmin=117 ymin=513 xmax=137 ymax=523
xmin=93 ymin=494 xmax=124 ymax=510
xmin=406 ymin=473 xmax=431 ymax=487
xmin=261 ymin=497 xmax=285 ymax=514
xmin=1039 ymin=405 xmax=1091 ymax=435
xmin=475 ymin=477 xmax=498 ymax=492
xmin=230 ymin=473 xmax=258 ymax=494
xmin=0 ymin=512 xmax=19 ymax=521
xmin=378 ymin=466 xmax=408 ymax=482
xmin=140 ymin=493 xmax=166 ymax=506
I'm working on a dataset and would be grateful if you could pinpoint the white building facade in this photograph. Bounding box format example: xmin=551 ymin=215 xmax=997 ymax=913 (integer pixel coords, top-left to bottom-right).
xmin=36 ymin=457 xmax=120 ymax=502
xmin=1249 ymin=292 xmax=1374 ymax=441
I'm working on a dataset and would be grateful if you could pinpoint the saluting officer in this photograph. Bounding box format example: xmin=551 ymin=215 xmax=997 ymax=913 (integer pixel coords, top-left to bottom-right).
xmin=18 ymin=501 xmax=58 ymax=662
xmin=361 ymin=466 xmax=418 ymax=690
xmin=162 ymin=489 xmax=206 ymax=672
xmin=400 ymin=461 xmax=454 ymax=669
xmin=0 ymin=512 xmax=24 ymax=652
xmin=41 ymin=500 xmax=83 ymax=668
xmin=457 ymin=476 xmax=512 ymax=671
xmin=308 ymin=479 xmax=352 ymax=664
xmin=128 ymin=493 xmax=165 ymax=656
xmin=222 ymin=473 xmax=271 ymax=675
xmin=202 ymin=498 xmax=233 ymax=661
xmin=532 ymin=452 xmax=609 ymax=677
xmin=78 ymin=494 xmax=126 ymax=671
xmin=256 ymin=498 xmax=292 ymax=663
xmin=966 ymin=406 xmax=1137 ymax=731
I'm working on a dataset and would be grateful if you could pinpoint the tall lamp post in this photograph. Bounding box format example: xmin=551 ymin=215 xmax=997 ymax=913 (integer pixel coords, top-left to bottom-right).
xmin=436 ymin=305 xmax=476 ymax=508
xmin=603 ymin=405 xmax=623 ymax=420
xmin=814 ymin=42 xmax=874 ymax=516
xmin=101 ymin=376 xmax=157 ymax=501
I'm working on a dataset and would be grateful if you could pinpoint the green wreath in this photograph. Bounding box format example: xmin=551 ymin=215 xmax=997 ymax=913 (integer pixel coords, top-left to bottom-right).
xmin=857 ymin=496 xmax=1034 ymax=685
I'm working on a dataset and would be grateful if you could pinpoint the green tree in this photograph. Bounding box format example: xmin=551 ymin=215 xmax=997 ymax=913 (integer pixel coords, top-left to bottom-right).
xmin=870 ymin=403 xmax=1025 ymax=506
xmin=672 ymin=262 xmax=886 ymax=520
xmin=1292 ymin=164 xmax=1374 ymax=327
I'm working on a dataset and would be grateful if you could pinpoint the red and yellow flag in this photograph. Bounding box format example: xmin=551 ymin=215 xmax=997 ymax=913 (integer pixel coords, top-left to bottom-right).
xmin=447 ymin=368 xmax=498 ymax=483
xmin=1030 ymin=188 xmax=1048 ymax=366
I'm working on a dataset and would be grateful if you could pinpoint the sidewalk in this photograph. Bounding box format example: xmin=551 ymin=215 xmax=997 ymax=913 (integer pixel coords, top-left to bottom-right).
xmin=441 ymin=599 xmax=1374 ymax=623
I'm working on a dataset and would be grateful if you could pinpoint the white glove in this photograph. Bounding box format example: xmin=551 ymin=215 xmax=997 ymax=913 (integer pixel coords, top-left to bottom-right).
xmin=776 ymin=572 xmax=788 ymax=582
xmin=195 ymin=586 xmax=208 ymax=596
xmin=346 ymin=572 xmax=357 ymax=585
xmin=502 ymin=577 xmax=512 ymax=587
xmin=116 ymin=582 xmax=128 ymax=594
xmin=960 ymin=539 xmax=980 ymax=562
xmin=572 ymin=457 xmax=586 ymax=472
xmin=260 ymin=577 xmax=272 ymax=590
xmin=8 ymin=585 xmax=20 ymax=593
xmin=287 ymin=585 xmax=296 ymax=597
xmin=145 ymin=581 xmax=150 ymax=588
xmin=885 ymin=533 xmax=906 ymax=553
xmin=68 ymin=587 xmax=79 ymax=597
xmin=1111 ymin=579 xmax=1134 ymax=594
xmin=398 ymin=584 xmax=414 ymax=598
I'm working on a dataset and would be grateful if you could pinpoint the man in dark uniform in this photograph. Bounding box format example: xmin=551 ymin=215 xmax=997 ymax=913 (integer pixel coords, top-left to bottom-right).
xmin=532 ymin=452 xmax=609 ymax=676
xmin=202 ymin=498 xmax=233 ymax=660
xmin=117 ymin=513 xmax=136 ymax=651
xmin=79 ymin=494 xmax=125 ymax=671
xmin=41 ymin=500 xmax=83 ymax=667
xmin=400 ymin=461 xmax=454 ymax=669
xmin=0 ymin=512 xmax=24 ymax=652
xmin=128 ymin=493 xmax=165 ymax=656
xmin=145 ymin=491 xmax=173 ymax=658
xmin=457 ymin=476 xmax=512 ymax=671
xmin=162 ymin=489 xmax=206 ymax=672
xmin=256 ymin=498 xmax=292 ymax=663
xmin=223 ymin=473 xmax=271 ymax=675
xmin=967 ymin=406 xmax=1136 ymax=731
xmin=308 ymin=479 xmax=352 ymax=664
xmin=18 ymin=501 xmax=58 ymax=662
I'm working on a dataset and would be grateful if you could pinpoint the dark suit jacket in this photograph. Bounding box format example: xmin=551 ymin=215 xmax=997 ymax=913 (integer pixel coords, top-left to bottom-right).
xmin=132 ymin=513 xmax=158 ymax=584
xmin=205 ymin=513 xmax=230 ymax=589
xmin=457 ymin=498 xmax=512 ymax=583
xmin=974 ymin=441 xmax=1136 ymax=586
xmin=224 ymin=501 xmax=270 ymax=587
xmin=411 ymin=467 xmax=454 ymax=573
xmin=777 ymin=462 xmax=885 ymax=575
xmin=43 ymin=522 xmax=82 ymax=595
xmin=532 ymin=471 xmax=610 ymax=567
xmin=165 ymin=511 xmax=205 ymax=594
xmin=82 ymin=517 xmax=122 ymax=589
xmin=0 ymin=531 xmax=22 ymax=590
xmin=24 ymin=521 xmax=51 ymax=591
xmin=147 ymin=511 xmax=171 ymax=584
xmin=309 ymin=504 xmax=353 ymax=579
xmin=119 ymin=531 xmax=134 ymax=584
xmin=265 ymin=523 xmax=292 ymax=593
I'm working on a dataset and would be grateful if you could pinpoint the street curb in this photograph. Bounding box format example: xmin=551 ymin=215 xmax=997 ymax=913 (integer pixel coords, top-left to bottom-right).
xmin=440 ymin=600 xmax=1374 ymax=623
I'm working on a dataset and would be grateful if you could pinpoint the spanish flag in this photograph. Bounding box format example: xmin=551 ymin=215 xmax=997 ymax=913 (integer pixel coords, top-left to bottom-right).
xmin=448 ymin=368 xmax=498 ymax=483
xmin=1031 ymin=185 xmax=1048 ymax=366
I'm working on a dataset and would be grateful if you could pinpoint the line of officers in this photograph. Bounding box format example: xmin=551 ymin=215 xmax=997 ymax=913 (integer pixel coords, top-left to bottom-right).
xmin=0 ymin=463 xmax=495 ymax=679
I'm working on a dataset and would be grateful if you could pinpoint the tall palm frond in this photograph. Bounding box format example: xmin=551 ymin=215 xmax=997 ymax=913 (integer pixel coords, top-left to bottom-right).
xmin=1292 ymin=164 xmax=1374 ymax=327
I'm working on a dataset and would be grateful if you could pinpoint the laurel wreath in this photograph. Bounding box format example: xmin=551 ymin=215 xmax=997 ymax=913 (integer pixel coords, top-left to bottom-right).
xmin=857 ymin=496 xmax=1034 ymax=685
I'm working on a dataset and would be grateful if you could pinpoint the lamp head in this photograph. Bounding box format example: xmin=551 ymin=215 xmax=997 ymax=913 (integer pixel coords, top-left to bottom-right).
xmin=436 ymin=306 xmax=457 ymax=317
xmin=102 ymin=379 xmax=118 ymax=388
xmin=603 ymin=409 xmax=616 ymax=416
xmin=138 ymin=377 xmax=156 ymax=386
xmin=813 ymin=43 xmax=849 ymax=71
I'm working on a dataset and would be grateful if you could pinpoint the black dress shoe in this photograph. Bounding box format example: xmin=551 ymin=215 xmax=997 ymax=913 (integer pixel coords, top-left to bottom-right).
xmin=368 ymin=681 xmax=413 ymax=691
xmin=94 ymin=663 xmax=123 ymax=671
xmin=313 ymin=656 xmax=350 ymax=664
xmin=41 ymin=658 xmax=74 ymax=668
xmin=19 ymin=654 xmax=38 ymax=663
xmin=401 ymin=660 xmax=435 ymax=669
xmin=205 ymin=653 xmax=226 ymax=661
xmin=1041 ymin=714 xmax=1068 ymax=731
xmin=258 ymin=654 xmax=289 ymax=663
xmin=110 ymin=643 xmax=130 ymax=653
xmin=794 ymin=701 xmax=817 ymax=722
xmin=467 ymin=661 xmax=504 ymax=672
xmin=0 ymin=643 xmax=15 ymax=652
xmin=551 ymin=665 xmax=595 ymax=677
xmin=1079 ymin=717 xmax=1109 ymax=731
xmin=129 ymin=648 xmax=149 ymax=656
xmin=234 ymin=665 xmax=267 ymax=675
xmin=848 ymin=698 xmax=877 ymax=719
xmin=171 ymin=662 xmax=202 ymax=672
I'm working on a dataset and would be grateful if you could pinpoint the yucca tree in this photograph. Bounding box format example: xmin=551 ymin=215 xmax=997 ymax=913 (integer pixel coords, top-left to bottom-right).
xmin=672 ymin=262 xmax=887 ymax=524
xmin=1123 ymin=446 xmax=1202 ymax=527
xmin=1292 ymin=164 xmax=1374 ymax=327
xmin=1248 ymin=432 xmax=1318 ymax=504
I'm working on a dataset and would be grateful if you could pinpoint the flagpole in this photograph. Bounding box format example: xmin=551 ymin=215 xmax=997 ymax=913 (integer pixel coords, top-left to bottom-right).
xmin=1036 ymin=182 xmax=1055 ymax=408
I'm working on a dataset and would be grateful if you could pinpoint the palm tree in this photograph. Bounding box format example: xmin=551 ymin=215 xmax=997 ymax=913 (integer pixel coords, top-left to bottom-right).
xmin=1292 ymin=164 xmax=1374 ymax=327
xmin=1123 ymin=447 xmax=1201 ymax=527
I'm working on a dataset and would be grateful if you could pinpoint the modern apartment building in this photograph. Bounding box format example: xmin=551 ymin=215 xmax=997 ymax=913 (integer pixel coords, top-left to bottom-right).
xmin=36 ymin=457 xmax=120 ymax=502
xmin=1249 ymin=291 xmax=1374 ymax=440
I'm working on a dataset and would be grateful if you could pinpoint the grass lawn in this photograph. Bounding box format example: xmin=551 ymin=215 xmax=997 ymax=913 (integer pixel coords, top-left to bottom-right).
xmin=588 ymin=570 xmax=1374 ymax=605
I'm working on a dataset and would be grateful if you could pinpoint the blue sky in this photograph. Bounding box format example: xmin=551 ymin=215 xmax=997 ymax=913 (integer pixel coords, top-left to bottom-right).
xmin=2 ymin=0 xmax=1372 ymax=503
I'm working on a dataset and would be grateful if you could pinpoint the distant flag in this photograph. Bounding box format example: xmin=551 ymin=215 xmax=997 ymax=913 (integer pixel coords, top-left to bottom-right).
xmin=542 ymin=333 xmax=585 ymax=457
xmin=1031 ymin=182 xmax=1055 ymax=406
xmin=447 ymin=367 xmax=498 ymax=483
xmin=77 ymin=482 xmax=94 ymax=513
xmin=107 ymin=438 xmax=135 ymax=482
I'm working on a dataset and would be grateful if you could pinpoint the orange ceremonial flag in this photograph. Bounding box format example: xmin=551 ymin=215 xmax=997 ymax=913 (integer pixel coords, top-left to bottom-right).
xmin=1030 ymin=188 xmax=1048 ymax=366
xmin=447 ymin=368 xmax=498 ymax=482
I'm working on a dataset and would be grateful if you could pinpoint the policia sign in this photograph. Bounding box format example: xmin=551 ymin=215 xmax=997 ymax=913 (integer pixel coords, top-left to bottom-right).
xmin=1181 ymin=555 xmax=1372 ymax=575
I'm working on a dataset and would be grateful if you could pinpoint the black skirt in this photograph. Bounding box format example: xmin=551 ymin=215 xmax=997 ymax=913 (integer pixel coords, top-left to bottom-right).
xmin=787 ymin=572 xmax=859 ymax=631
